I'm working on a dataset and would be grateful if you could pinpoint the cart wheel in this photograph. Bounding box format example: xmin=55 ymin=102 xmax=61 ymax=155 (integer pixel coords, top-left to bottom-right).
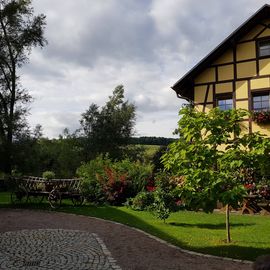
xmin=10 ymin=189 xmax=29 ymax=204
xmin=72 ymin=195 xmax=84 ymax=206
xmin=48 ymin=189 xmax=61 ymax=208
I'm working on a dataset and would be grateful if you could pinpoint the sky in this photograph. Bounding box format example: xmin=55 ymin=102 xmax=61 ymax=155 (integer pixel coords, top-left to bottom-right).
xmin=20 ymin=0 xmax=270 ymax=138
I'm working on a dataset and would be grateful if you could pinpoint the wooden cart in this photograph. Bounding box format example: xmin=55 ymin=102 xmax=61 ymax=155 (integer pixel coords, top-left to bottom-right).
xmin=10 ymin=176 xmax=84 ymax=208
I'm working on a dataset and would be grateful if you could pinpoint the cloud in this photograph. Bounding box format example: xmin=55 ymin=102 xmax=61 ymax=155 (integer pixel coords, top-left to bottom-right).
xmin=149 ymin=0 xmax=268 ymax=66
xmin=20 ymin=0 xmax=268 ymax=138
xmin=32 ymin=0 xmax=156 ymax=67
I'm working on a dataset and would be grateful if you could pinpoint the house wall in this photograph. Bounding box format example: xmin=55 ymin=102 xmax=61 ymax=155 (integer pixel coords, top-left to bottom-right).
xmin=193 ymin=20 xmax=270 ymax=136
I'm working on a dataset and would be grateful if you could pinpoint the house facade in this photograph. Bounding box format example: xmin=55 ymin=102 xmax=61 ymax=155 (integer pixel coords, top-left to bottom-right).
xmin=172 ymin=4 xmax=270 ymax=136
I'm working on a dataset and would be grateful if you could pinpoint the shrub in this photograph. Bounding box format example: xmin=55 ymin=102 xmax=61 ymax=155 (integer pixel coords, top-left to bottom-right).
xmin=151 ymin=188 xmax=177 ymax=222
xmin=80 ymin=178 xmax=105 ymax=204
xmin=42 ymin=171 xmax=55 ymax=180
xmin=113 ymin=159 xmax=153 ymax=195
xmin=150 ymin=172 xmax=181 ymax=222
xmin=77 ymin=157 xmax=153 ymax=205
xmin=130 ymin=191 xmax=154 ymax=211
xmin=97 ymin=167 xmax=132 ymax=205
xmin=77 ymin=156 xmax=111 ymax=204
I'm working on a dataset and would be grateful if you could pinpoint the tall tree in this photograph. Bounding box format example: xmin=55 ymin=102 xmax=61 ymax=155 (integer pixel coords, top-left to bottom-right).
xmin=0 ymin=0 xmax=47 ymax=173
xmin=80 ymin=85 xmax=136 ymax=160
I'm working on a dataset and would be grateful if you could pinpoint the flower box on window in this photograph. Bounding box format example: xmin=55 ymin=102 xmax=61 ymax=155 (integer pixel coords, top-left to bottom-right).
xmin=252 ymin=111 xmax=270 ymax=123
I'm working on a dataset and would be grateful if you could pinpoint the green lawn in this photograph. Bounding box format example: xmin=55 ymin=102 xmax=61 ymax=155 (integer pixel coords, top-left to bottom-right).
xmin=1 ymin=192 xmax=270 ymax=261
xmin=143 ymin=144 xmax=160 ymax=156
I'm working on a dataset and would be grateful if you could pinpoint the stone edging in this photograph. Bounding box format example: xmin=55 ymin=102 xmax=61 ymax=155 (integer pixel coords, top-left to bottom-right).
xmin=93 ymin=233 xmax=122 ymax=270
xmin=57 ymin=210 xmax=253 ymax=265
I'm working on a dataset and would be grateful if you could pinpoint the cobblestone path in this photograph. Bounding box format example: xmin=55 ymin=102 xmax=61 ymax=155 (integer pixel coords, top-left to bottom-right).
xmin=0 ymin=229 xmax=121 ymax=270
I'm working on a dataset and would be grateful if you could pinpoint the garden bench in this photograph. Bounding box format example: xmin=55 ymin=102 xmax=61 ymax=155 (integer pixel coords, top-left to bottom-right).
xmin=257 ymin=200 xmax=270 ymax=215
xmin=241 ymin=195 xmax=270 ymax=215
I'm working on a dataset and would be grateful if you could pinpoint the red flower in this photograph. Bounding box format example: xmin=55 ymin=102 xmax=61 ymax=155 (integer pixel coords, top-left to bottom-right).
xmin=244 ymin=183 xmax=254 ymax=190
xmin=146 ymin=185 xmax=156 ymax=192
xmin=175 ymin=200 xmax=182 ymax=206
xmin=252 ymin=111 xmax=270 ymax=123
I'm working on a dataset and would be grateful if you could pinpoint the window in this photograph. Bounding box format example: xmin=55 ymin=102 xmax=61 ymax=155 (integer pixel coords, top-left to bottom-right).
xmin=216 ymin=95 xmax=233 ymax=111
xmin=252 ymin=92 xmax=270 ymax=111
xmin=258 ymin=39 xmax=270 ymax=57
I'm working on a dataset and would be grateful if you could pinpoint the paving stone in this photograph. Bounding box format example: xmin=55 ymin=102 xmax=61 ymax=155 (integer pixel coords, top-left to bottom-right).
xmin=0 ymin=229 xmax=121 ymax=270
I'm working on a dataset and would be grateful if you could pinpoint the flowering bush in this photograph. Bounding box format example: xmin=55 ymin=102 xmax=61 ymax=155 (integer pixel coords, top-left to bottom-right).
xmin=252 ymin=111 xmax=270 ymax=123
xmin=146 ymin=178 xmax=156 ymax=192
xmin=96 ymin=167 xmax=132 ymax=205
xmin=77 ymin=156 xmax=153 ymax=205
xmin=113 ymin=159 xmax=153 ymax=195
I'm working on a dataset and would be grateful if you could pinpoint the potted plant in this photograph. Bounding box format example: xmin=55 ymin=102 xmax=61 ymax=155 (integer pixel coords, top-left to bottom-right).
xmin=42 ymin=171 xmax=55 ymax=192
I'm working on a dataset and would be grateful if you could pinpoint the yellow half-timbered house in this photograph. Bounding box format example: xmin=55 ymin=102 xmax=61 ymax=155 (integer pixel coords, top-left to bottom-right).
xmin=172 ymin=4 xmax=270 ymax=136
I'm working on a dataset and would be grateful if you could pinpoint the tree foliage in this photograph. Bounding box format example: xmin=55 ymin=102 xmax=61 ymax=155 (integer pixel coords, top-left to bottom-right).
xmin=10 ymin=126 xmax=83 ymax=178
xmin=162 ymin=106 xmax=270 ymax=242
xmin=80 ymin=85 xmax=136 ymax=159
xmin=0 ymin=0 xmax=47 ymax=173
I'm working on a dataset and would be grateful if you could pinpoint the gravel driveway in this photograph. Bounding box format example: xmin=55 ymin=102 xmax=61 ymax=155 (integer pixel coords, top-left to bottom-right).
xmin=0 ymin=209 xmax=252 ymax=270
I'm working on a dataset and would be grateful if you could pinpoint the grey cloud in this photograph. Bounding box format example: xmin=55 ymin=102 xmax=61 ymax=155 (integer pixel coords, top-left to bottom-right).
xmin=150 ymin=0 xmax=268 ymax=67
xmin=24 ymin=0 xmax=269 ymax=138
xmin=33 ymin=0 xmax=157 ymax=67
xmin=135 ymin=110 xmax=180 ymax=137
xmin=29 ymin=111 xmax=80 ymax=138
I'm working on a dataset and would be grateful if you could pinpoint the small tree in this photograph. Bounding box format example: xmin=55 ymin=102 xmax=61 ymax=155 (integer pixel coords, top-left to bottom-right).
xmin=162 ymin=106 xmax=270 ymax=242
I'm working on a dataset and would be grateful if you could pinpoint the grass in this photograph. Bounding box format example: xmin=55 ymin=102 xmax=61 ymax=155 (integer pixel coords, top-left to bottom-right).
xmin=143 ymin=144 xmax=160 ymax=155
xmin=142 ymin=145 xmax=160 ymax=160
xmin=1 ymin=191 xmax=270 ymax=261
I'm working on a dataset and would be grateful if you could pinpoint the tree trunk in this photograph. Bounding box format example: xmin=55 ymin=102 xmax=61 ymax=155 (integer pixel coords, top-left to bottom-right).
xmin=226 ymin=204 xmax=231 ymax=243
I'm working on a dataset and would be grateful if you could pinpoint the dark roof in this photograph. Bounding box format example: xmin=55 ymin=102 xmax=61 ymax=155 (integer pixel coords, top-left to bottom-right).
xmin=172 ymin=4 xmax=270 ymax=100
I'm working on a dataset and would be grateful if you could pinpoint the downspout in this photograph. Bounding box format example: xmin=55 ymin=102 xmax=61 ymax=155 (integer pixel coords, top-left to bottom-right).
xmin=176 ymin=93 xmax=196 ymax=109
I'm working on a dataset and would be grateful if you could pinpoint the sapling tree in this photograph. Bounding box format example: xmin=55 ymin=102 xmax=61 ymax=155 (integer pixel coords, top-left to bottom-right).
xmin=162 ymin=106 xmax=270 ymax=242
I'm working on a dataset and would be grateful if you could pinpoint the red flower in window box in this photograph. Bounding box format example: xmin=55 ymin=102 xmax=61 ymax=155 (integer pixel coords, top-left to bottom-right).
xmin=252 ymin=111 xmax=270 ymax=123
